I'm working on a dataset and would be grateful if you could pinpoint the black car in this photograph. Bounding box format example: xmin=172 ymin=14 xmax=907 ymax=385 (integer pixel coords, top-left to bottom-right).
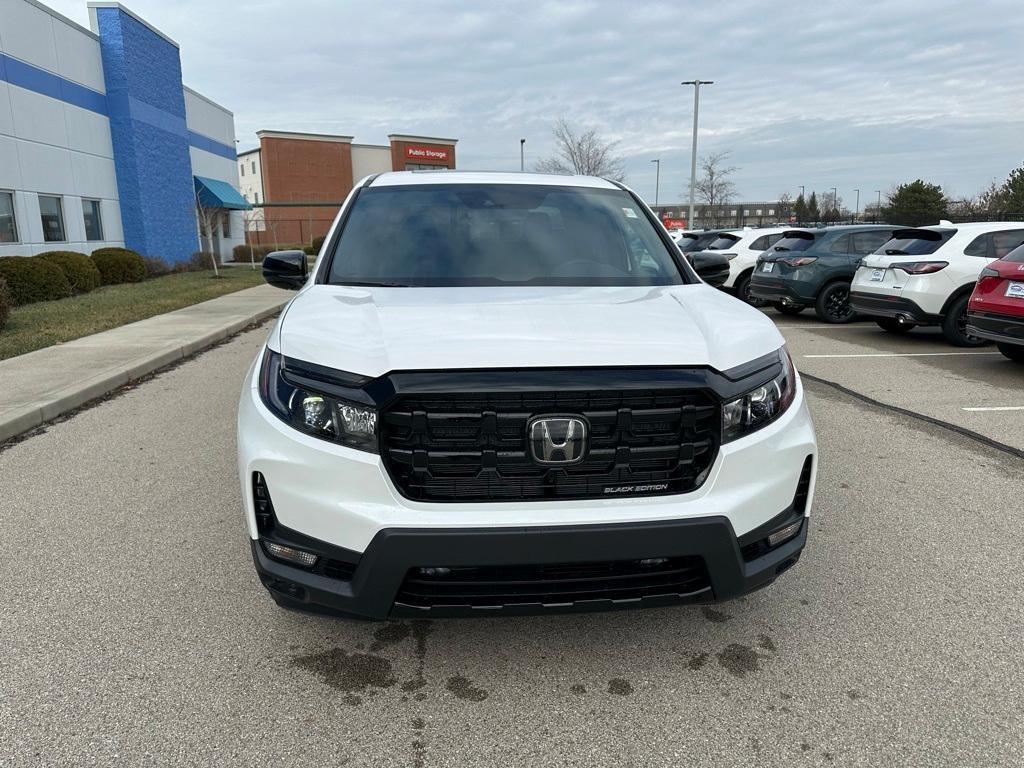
xmin=675 ymin=229 xmax=737 ymax=254
xmin=749 ymin=225 xmax=899 ymax=322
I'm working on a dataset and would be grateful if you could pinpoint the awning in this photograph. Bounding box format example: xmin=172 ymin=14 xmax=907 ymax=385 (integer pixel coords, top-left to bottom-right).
xmin=194 ymin=175 xmax=251 ymax=210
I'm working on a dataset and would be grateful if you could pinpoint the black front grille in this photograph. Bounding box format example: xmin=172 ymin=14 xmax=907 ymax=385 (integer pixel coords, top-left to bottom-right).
xmin=395 ymin=556 xmax=710 ymax=609
xmin=380 ymin=387 xmax=719 ymax=502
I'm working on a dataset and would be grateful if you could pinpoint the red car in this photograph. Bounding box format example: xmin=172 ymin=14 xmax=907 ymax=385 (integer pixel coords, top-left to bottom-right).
xmin=966 ymin=243 xmax=1024 ymax=362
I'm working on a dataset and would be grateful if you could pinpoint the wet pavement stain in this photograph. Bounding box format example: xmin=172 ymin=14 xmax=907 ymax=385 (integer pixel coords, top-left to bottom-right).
xmin=412 ymin=739 xmax=426 ymax=768
xmin=847 ymin=690 xmax=862 ymax=700
xmin=716 ymin=644 xmax=761 ymax=678
xmin=369 ymin=622 xmax=411 ymax=653
xmin=687 ymin=653 xmax=708 ymax=671
xmin=570 ymin=684 xmax=586 ymax=696
xmin=290 ymin=648 xmax=397 ymax=694
xmin=800 ymin=743 xmax=811 ymax=752
xmin=799 ymin=599 xmax=811 ymax=606
xmin=412 ymin=717 xmax=425 ymax=730
xmin=758 ymin=634 xmax=777 ymax=653
xmin=446 ymin=675 xmax=488 ymax=702
xmin=608 ymin=678 xmax=633 ymax=696
xmin=780 ymin=692 xmax=793 ymax=700
xmin=701 ymin=606 xmax=731 ymax=623
xmin=342 ymin=693 xmax=362 ymax=706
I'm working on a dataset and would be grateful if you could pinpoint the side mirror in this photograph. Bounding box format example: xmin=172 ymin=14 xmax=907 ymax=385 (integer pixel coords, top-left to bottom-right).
xmin=263 ymin=250 xmax=308 ymax=291
xmin=688 ymin=251 xmax=731 ymax=288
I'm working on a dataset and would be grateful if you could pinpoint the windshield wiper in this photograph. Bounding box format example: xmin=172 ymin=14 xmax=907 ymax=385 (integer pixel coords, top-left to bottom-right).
xmin=336 ymin=280 xmax=412 ymax=287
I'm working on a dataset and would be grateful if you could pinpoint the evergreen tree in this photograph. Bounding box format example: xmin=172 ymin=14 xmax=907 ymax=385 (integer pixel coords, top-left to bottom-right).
xmin=999 ymin=166 xmax=1024 ymax=213
xmin=882 ymin=180 xmax=948 ymax=226
xmin=793 ymin=193 xmax=808 ymax=224
xmin=807 ymin=191 xmax=820 ymax=224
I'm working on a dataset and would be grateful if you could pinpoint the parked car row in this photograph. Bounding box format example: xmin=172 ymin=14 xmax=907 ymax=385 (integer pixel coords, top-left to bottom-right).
xmin=678 ymin=220 xmax=1024 ymax=362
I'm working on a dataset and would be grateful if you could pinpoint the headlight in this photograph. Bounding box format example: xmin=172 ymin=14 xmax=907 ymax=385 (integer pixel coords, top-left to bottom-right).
xmin=722 ymin=348 xmax=797 ymax=443
xmin=258 ymin=349 xmax=378 ymax=452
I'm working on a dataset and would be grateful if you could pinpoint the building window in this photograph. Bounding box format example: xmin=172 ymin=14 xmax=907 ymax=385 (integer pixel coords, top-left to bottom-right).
xmin=756 ymin=209 xmax=762 ymax=216
xmin=743 ymin=209 xmax=750 ymax=216
xmin=254 ymin=191 xmax=259 ymax=204
xmin=251 ymin=161 xmax=256 ymax=174
xmin=768 ymin=209 xmax=775 ymax=215
xmin=82 ymin=199 xmax=103 ymax=241
xmin=221 ymin=212 xmax=231 ymax=238
xmin=730 ymin=210 xmax=737 ymax=216
xmin=38 ymin=196 xmax=66 ymax=242
xmin=240 ymin=164 xmax=245 ymax=177
xmin=0 ymin=191 xmax=18 ymax=243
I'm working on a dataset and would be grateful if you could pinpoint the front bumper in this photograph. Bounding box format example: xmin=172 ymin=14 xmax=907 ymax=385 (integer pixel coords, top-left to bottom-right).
xmin=238 ymin=356 xmax=818 ymax=619
xmin=849 ymin=291 xmax=941 ymax=324
xmin=966 ymin=310 xmax=1024 ymax=345
xmin=252 ymin=512 xmax=808 ymax=619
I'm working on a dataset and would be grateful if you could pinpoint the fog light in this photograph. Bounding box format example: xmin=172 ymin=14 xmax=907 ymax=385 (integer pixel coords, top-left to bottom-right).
xmin=638 ymin=558 xmax=669 ymax=568
xmin=263 ymin=540 xmax=318 ymax=568
xmin=767 ymin=520 xmax=802 ymax=547
xmin=417 ymin=567 xmax=451 ymax=577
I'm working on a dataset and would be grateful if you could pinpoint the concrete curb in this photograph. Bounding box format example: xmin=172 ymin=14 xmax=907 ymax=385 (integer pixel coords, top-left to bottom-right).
xmin=0 ymin=286 xmax=288 ymax=444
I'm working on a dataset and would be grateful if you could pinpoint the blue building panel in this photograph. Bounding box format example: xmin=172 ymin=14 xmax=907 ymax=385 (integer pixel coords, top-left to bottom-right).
xmin=94 ymin=5 xmax=198 ymax=263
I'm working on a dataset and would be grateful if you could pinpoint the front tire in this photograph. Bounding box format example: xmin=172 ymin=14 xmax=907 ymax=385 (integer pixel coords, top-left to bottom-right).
xmin=735 ymin=272 xmax=768 ymax=307
xmin=815 ymin=281 xmax=857 ymax=323
xmin=997 ymin=342 xmax=1024 ymax=362
xmin=941 ymin=295 xmax=988 ymax=347
xmin=773 ymin=302 xmax=805 ymax=316
xmin=875 ymin=317 xmax=916 ymax=334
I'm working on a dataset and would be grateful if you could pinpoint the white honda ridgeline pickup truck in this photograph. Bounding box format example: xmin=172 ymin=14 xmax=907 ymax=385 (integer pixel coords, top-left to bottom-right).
xmin=237 ymin=171 xmax=817 ymax=619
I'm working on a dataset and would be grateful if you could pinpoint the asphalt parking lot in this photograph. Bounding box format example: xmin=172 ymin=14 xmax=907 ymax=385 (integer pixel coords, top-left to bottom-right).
xmin=1 ymin=313 xmax=1022 ymax=767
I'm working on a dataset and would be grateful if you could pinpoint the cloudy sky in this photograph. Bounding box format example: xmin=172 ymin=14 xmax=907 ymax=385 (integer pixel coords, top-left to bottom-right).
xmin=49 ymin=0 xmax=1024 ymax=206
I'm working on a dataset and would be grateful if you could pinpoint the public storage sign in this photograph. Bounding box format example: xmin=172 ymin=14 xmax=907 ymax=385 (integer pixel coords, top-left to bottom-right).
xmin=405 ymin=145 xmax=450 ymax=162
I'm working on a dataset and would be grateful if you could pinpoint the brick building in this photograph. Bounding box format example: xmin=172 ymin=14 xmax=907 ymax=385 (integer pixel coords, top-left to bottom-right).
xmin=238 ymin=131 xmax=457 ymax=245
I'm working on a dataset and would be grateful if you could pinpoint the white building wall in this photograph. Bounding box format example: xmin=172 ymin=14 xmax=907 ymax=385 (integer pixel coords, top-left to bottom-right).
xmin=237 ymin=150 xmax=264 ymax=231
xmin=0 ymin=0 xmax=124 ymax=257
xmin=184 ymin=86 xmax=245 ymax=261
xmin=351 ymin=144 xmax=392 ymax=182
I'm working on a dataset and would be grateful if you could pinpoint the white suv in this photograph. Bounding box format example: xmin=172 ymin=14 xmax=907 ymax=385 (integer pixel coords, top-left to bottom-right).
xmin=851 ymin=222 xmax=1024 ymax=345
xmin=237 ymin=171 xmax=817 ymax=619
xmin=689 ymin=226 xmax=791 ymax=306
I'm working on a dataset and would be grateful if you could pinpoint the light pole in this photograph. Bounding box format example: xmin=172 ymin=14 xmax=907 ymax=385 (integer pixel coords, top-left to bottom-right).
xmin=853 ymin=189 xmax=860 ymax=222
xmin=651 ymin=159 xmax=661 ymax=207
xmin=875 ymin=190 xmax=882 ymax=222
xmin=520 ymin=139 xmax=525 ymax=172
xmin=798 ymin=185 xmax=805 ymax=198
xmin=682 ymin=79 xmax=713 ymax=227
xmin=830 ymin=187 xmax=837 ymax=219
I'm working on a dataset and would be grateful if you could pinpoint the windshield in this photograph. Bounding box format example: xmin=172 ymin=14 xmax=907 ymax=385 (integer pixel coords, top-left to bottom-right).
xmin=1004 ymin=243 xmax=1024 ymax=263
xmin=326 ymin=184 xmax=686 ymax=287
xmin=876 ymin=229 xmax=955 ymax=256
xmin=706 ymin=234 xmax=741 ymax=251
xmin=771 ymin=234 xmax=816 ymax=252
xmin=677 ymin=231 xmax=722 ymax=253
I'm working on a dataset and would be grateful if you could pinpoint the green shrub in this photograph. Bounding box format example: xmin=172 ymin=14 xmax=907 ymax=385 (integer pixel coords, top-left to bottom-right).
xmin=90 ymin=247 xmax=147 ymax=284
xmin=0 ymin=256 xmax=71 ymax=306
xmin=143 ymin=256 xmax=171 ymax=278
xmin=36 ymin=250 xmax=102 ymax=294
xmin=0 ymin=276 xmax=10 ymax=331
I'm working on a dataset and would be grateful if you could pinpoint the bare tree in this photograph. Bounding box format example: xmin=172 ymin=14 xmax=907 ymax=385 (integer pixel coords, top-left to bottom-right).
xmin=193 ymin=191 xmax=220 ymax=277
xmin=241 ymin=208 xmax=262 ymax=269
xmin=694 ymin=152 xmax=738 ymax=223
xmin=534 ymin=118 xmax=626 ymax=181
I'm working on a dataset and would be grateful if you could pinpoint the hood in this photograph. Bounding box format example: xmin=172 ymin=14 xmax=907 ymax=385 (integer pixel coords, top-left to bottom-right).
xmin=271 ymin=284 xmax=784 ymax=378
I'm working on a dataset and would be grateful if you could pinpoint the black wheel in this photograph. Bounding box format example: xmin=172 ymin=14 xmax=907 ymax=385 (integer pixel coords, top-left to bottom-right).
xmin=997 ymin=342 xmax=1024 ymax=362
xmin=875 ymin=317 xmax=916 ymax=334
xmin=736 ymin=272 xmax=768 ymax=307
xmin=941 ymin=295 xmax=988 ymax=347
xmin=772 ymin=302 xmax=805 ymax=316
xmin=814 ymin=281 xmax=857 ymax=323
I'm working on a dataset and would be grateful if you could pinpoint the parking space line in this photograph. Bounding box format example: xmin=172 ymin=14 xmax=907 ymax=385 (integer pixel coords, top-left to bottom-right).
xmin=803 ymin=352 xmax=1001 ymax=358
xmin=962 ymin=406 xmax=1024 ymax=412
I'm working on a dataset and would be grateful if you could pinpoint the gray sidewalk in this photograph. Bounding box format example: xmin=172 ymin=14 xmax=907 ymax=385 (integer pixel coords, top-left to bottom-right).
xmin=0 ymin=284 xmax=291 ymax=443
